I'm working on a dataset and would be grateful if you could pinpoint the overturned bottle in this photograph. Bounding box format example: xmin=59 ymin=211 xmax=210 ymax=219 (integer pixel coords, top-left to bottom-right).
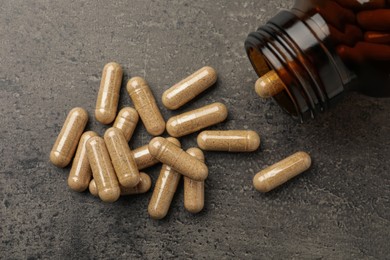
xmin=245 ymin=0 xmax=390 ymax=121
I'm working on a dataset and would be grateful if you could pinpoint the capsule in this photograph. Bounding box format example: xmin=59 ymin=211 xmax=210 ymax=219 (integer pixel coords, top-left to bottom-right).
xmin=162 ymin=66 xmax=217 ymax=110
xmin=132 ymin=144 xmax=160 ymax=170
xmin=104 ymin=127 xmax=140 ymax=188
xmin=148 ymin=137 xmax=208 ymax=181
xmin=253 ymin=151 xmax=312 ymax=193
xmin=89 ymin=179 xmax=99 ymax=197
xmin=113 ymin=107 xmax=139 ymax=142
xmin=166 ymin=102 xmax=228 ymax=138
xmin=197 ymin=130 xmax=260 ymax=152
xmin=50 ymin=107 xmax=88 ymax=168
xmin=255 ymin=70 xmax=286 ymax=98
xmin=126 ymin=77 xmax=165 ymax=136
xmin=68 ymin=131 xmax=98 ymax=192
xmin=184 ymin=148 xmax=205 ymax=214
xmin=86 ymin=136 xmax=120 ymax=202
xmin=95 ymin=62 xmax=123 ymax=124
xmin=148 ymin=138 xmax=182 ymax=219
xmin=89 ymin=172 xmax=151 ymax=197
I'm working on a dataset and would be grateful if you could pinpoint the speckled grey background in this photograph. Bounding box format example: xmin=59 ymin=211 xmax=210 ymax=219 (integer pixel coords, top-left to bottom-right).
xmin=1 ymin=0 xmax=389 ymax=259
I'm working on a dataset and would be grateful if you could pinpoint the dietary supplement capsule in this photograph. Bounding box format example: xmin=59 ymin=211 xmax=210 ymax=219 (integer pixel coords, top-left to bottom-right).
xmin=68 ymin=131 xmax=98 ymax=192
xmin=166 ymin=102 xmax=228 ymax=138
xmin=89 ymin=179 xmax=99 ymax=197
xmin=184 ymin=148 xmax=205 ymax=214
xmin=197 ymin=130 xmax=260 ymax=152
xmin=126 ymin=77 xmax=165 ymax=136
xmin=255 ymin=70 xmax=286 ymax=98
xmin=104 ymin=127 xmax=140 ymax=188
xmin=113 ymin=107 xmax=139 ymax=142
xmin=162 ymin=66 xmax=218 ymax=110
xmin=86 ymin=136 xmax=120 ymax=202
xmin=50 ymin=107 xmax=88 ymax=168
xmin=148 ymin=137 xmax=208 ymax=181
xmin=132 ymin=144 xmax=160 ymax=170
xmin=89 ymin=172 xmax=151 ymax=197
xmin=253 ymin=151 xmax=312 ymax=193
xmin=95 ymin=62 xmax=123 ymax=124
xmin=148 ymin=138 xmax=181 ymax=220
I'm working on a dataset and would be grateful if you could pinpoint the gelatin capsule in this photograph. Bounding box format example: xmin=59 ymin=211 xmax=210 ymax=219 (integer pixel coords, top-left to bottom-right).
xmin=148 ymin=137 xmax=208 ymax=181
xmin=95 ymin=62 xmax=123 ymax=124
xmin=253 ymin=151 xmax=311 ymax=192
xmin=50 ymin=107 xmax=88 ymax=168
xmin=148 ymin=138 xmax=181 ymax=220
xmin=132 ymin=144 xmax=160 ymax=170
xmin=104 ymin=127 xmax=140 ymax=188
xmin=197 ymin=130 xmax=260 ymax=152
xmin=162 ymin=66 xmax=217 ymax=110
xmin=68 ymin=131 xmax=98 ymax=192
xmin=255 ymin=70 xmax=286 ymax=98
xmin=126 ymin=77 xmax=165 ymax=136
xmin=166 ymin=102 xmax=228 ymax=138
xmin=113 ymin=107 xmax=139 ymax=142
xmin=89 ymin=179 xmax=99 ymax=197
xmin=89 ymin=172 xmax=151 ymax=197
xmin=184 ymin=148 xmax=205 ymax=214
xmin=86 ymin=136 xmax=120 ymax=202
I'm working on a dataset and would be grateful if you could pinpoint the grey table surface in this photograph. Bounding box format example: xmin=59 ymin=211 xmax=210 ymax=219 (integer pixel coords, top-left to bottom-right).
xmin=1 ymin=0 xmax=389 ymax=259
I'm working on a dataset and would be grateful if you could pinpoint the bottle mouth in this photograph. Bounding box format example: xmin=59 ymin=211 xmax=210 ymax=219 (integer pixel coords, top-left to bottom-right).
xmin=245 ymin=10 xmax=348 ymax=121
xmin=247 ymin=45 xmax=301 ymax=120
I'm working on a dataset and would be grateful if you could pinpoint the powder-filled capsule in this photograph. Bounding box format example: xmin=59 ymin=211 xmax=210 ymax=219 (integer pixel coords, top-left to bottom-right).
xmin=68 ymin=131 xmax=98 ymax=192
xmin=255 ymin=70 xmax=286 ymax=98
xmin=184 ymin=148 xmax=205 ymax=214
xmin=253 ymin=151 xmax=311 ymax=192
xmin=50 ymin=107 xmax=88 ymax=168
xmin=148 ymin=138 xmax=181 ymax=220
xmin=166 ymin=102 xmax=228 ymax=138
xmin=104 ymin=127 xmax=140 ymax=188
xmin=126 ymin=77 xmax=165 ymax=136
xmin=148 ymin=137 xmax=208 ymax=181
xmin=113 ymin=107 xmax=139 ymax=142
xmin=132 ymin=144 xmax=160 ymax=170
xmin=86 ymin=136 xmax=120 ymax=202
xmin=162 ymin=66 xmax=217 ymax=110
xmin=89 ymin=172 xmax=151 ymax=197
xmin=197 ymin=130 xmax=260 ymax=152
xmin=95 ymin=62 xmax=123 ymax=124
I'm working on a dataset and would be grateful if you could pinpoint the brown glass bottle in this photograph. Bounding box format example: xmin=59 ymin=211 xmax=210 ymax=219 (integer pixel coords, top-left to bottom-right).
xmin=245 ymin=0 xmax=390 ymax=121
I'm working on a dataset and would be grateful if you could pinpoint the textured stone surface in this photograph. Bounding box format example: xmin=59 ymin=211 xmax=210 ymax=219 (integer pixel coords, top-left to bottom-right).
xmin=1 ymin=0 xmax=389 ymax=259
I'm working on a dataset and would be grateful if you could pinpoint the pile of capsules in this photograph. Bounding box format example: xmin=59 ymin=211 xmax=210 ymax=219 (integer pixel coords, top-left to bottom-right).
xmin=50 ymin=62 xmax=312 ymax=219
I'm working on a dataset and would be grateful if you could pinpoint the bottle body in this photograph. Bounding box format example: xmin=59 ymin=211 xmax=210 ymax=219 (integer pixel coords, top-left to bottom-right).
xmin=245 ymin=0 xmax=390 ymax=120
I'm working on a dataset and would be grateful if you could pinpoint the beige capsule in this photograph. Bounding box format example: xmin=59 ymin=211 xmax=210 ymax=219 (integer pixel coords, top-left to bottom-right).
xmin=68 ymin=131 xmax=98 ymax=192
xmin=113 ymin=107 xmax=139 ymax=142
xmin=184 ymin=148 xmax=205 ymax=214
xmin=89 ymin=179 xmax=99 ymax=197
xmin=95 ymin=62 xmax=123 ymax=124
xmin=104 ymin=127 xmax=140 ymax=188
xmin=255 ymin=70 xmax=285 ymax=98
xmin=166 ymin=102 xmax=228 ymax=138
xmin=162 ymin=66 xmax=217 ymax=110
xmin=89 ymin=172 xmax=151 ymax=197
xmin=132 ymin=144 xmax=160 ymax=170
xmin=148 ymin=137 xmax=181 ymax=220
xmin=148 ymin=137 xmax=208 ymax=181
xmin=126 ymin=77 xmax=165 ymax=136
xmin=50 ymin=107 xmax=88 ymax=168
xmin=253 ymin=151 xmax=312 ymax=193
xmin=86 ymin=136 xmax=120 ymax=202
xmin=197 ymin=130 xmax=260 ymax=152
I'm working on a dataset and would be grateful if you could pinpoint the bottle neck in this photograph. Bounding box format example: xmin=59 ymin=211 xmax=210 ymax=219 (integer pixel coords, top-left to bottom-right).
xmin=245 ymin=10 xmax=357 ymax=121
